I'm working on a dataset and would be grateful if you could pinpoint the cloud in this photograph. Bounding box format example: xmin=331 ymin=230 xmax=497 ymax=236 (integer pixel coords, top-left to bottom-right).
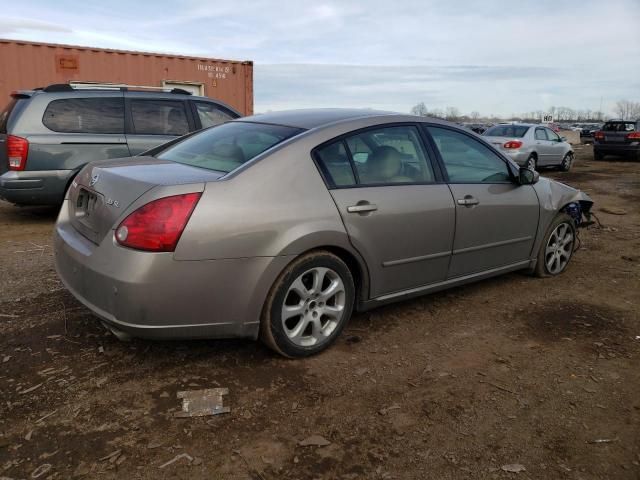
xmin=0 ymin=17 xmax=71 ymax=34
xmin=1 ymin=0 xmax=639 ymax=116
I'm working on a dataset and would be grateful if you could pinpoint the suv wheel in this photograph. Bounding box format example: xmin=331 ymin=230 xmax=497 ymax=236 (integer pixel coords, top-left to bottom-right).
xmin=594 ymin=150 xmax=603 ymax=161
xmin=261 ymin=251 xmax=355 ymax=358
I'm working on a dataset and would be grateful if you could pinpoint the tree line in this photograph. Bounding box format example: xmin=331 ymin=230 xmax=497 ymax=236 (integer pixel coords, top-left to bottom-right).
xmin=410 ymin=99 xmax=640 ymax=122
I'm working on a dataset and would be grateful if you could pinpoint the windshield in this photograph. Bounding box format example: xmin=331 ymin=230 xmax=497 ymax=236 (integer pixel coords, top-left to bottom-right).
xmin=156 ymin=122 xmax=304 ymax=173
xmin=483 ymin=125 xmax=530 ymax=138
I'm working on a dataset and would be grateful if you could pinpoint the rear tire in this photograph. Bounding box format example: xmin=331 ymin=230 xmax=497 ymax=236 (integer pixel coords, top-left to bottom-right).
xmin=559 ymin=152 xmax=573 ymax=172
xmin=525 ymin=154 xmax=537 ymax=170
xmin=534 ymin=213 xmax=576 ymax=278
xmin=594 ymin=150 xmax=603 ymax=161
xmin=260 ymin=251 xmax=355 ymax=358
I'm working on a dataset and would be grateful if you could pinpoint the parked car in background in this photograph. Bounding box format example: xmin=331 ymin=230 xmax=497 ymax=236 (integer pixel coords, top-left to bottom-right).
xmin=483 ymin=123 xmax=574 ymax=171
xmin=580 ymin=124 xmax=602 ymax=144
xmin=0 ymin=83 xmax=240 ymax=205
xmin=54 ymin=109 xmax=593 ymax=357
xmin=593 ymin=120 xmax=640 ymax=161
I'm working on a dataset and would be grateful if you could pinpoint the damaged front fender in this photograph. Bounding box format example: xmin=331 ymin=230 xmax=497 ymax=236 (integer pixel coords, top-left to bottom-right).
xmin=533 ymin=177 xmax=594 ymax=228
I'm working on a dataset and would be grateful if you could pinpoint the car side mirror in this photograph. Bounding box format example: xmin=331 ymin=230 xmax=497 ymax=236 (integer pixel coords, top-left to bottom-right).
xmin=519 ymin=167 xmax=539 ymax=185
xmin=560 ymin=137 xmax=566 ymax=142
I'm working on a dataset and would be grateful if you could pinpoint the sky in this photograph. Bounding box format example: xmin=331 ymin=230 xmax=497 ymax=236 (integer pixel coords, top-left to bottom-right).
xmin=1 ymin=0 xmax=639 ymax=117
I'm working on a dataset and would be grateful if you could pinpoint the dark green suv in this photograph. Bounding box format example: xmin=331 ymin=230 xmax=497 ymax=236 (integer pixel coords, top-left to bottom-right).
xmin=0 ymin=83 xmax=240 ymax=205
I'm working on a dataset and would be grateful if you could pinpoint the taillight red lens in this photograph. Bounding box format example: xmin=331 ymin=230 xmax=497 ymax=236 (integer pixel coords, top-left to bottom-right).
xmin=627 ymin=132 xmax=640 ymax=139
xmin=594 ymin=131 xmax=605 ymax=140
xmin=503 ymin=140 xmax=523 ymax=149
xmin=7 ymin=135 xmax=29 ymax=171
xmin=115 ymin=193 xmax=201 ymax=252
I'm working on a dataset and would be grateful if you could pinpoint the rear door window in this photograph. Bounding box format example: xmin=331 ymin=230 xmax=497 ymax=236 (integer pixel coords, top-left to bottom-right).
xmin=194 ymin=101 xmax=235 ymax=128
xmin=534 ymin=128 xmax=548 ymax=140
xmin=545 ymin=128 xmax=560 ymax=141
xmin=315 ymin=141 xmax=357 ymax=187
xmin=130 ymin=100 xmax=189 ymax=135
xmin=347 ymin=126 xmax=435 ymax=185
xmin=43 ymin=98 xmax=124 ymax=134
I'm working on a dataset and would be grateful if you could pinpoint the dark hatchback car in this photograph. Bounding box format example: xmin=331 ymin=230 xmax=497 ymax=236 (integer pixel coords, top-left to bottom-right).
xmin=593 ymin=120 xmax=640 ymax=160
xmin=0 ymin=83 xmax=240 ymax=205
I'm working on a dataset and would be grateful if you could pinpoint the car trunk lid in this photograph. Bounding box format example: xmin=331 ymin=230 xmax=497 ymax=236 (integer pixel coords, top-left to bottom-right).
xmin=483 ymin=136 xmax=518 ymax=150
xmin=68 ymin=156 xmax=224 ymax=244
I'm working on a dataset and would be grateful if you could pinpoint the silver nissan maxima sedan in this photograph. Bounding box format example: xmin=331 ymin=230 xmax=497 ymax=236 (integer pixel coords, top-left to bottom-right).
xmin=54 ymin=109 xmax=593 ymax=357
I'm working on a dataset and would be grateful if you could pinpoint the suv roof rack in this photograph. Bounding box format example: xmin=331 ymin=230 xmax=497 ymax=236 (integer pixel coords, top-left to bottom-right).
xmin=41 ymin=82 xmax=192 ymax=95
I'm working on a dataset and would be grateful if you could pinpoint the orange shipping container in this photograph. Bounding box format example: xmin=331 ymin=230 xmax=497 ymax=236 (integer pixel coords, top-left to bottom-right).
xmin=0 ymin=39 xmax=253 ymax=115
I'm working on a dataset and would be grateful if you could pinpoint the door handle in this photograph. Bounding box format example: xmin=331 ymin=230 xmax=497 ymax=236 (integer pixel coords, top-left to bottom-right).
xmin=347 ymin=203 xmax=378 ymax=214
xmin=457 ymin=196 xmax=479 ymax=207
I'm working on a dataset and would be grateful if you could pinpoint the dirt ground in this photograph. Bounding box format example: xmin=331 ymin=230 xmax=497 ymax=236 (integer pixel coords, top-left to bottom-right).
xmin=1 ymin=144 xmax=639 ymax=480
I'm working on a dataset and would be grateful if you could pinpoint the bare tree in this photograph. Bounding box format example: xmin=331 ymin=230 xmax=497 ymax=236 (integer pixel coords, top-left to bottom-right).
xmin=614 ymin=99 xmax=640 ymax=120
xmin=410 ymin=102 xmax=429 ymax=116
xmin=445 ymin=106 xmax=460 ymax=121
xmin=470 ymin=111 xmax=480 ymax=120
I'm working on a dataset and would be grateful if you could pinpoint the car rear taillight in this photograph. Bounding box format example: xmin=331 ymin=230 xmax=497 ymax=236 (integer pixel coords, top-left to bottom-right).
xmin=626 ymin=132 xmax=640 ymax=140
xmin=594 ymin=131 xmax=605 ymax=141
xmin=6 ymin=135 xmax=29 ymax=170
xmin=115 ymin=193 xmax=201 ymax=252
xmin=503 ymin=140 xmax=523 ymax=149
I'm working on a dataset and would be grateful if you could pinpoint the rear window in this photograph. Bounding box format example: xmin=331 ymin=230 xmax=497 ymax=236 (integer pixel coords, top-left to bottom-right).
xmin=0 ymin=98 xmax=26 ymax=134
xmin=156 ymin=122 xmax=303 ymax=173
xmin=43 ymin=98 xmax=124 ymax=134
xmin=602 ymin=122 xmax=636 ymax=132
xmin=483 ymin=125 xmax=530 ymax=138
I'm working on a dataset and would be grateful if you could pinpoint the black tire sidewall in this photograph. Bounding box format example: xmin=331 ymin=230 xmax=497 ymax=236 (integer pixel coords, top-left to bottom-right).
xmin=560 ymin=153 xmax=572 ymax=171
xmin=535 ymin=213 xmax=576 ymax=277
xmin=526 ymin=155 xmax=536 ymax=170
xmin=265 ymin=253 xmax=355 ymax=358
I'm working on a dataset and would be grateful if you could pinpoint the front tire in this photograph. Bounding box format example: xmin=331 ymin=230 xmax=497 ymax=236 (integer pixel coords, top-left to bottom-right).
xmin=260 ymin=251 xmax=355 ymax=358
xmin=534 ymin=213 xmax=576 ymax=277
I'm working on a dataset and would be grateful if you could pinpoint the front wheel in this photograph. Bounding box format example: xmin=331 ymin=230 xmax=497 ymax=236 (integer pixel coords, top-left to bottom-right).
xmin=534 ymin=213 xmax=576 ymax=277
xmin=559 ymin=152 xmax=573 ymax=171
xmin=260 ymin=251 xmax=355 ymax=358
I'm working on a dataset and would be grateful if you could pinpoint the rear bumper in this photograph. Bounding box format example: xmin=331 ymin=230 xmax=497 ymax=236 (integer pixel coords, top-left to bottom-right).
xmin=0 ymin=169 xmax=72 ymax=205
xmin=502 ymin=150 xmax=530 ymax=166
xmin=594 ymin=143 xmax=640 ymax=155
xmin=53 ymin=200 xmax=292 ymax=340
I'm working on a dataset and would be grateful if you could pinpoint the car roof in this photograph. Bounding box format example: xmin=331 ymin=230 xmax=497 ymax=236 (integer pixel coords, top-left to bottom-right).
xmin=239 ymin=108 xmax=410 ymax=130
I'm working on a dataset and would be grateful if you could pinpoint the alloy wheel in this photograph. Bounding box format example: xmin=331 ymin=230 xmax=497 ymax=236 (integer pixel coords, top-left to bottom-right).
xmin=544 ymin=222 xmax=574 ymax=274
xmin=526 ymin=156 xmax=536 ymax=170
xmin=281 ymin=267 xmax=346 ymax=347
xmin=561 ymin=153 xmax=573 ymax=171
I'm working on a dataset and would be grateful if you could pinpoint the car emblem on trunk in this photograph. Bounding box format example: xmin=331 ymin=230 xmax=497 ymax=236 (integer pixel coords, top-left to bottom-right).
xmin=90 ymin=173 xmax=99 ymax=187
